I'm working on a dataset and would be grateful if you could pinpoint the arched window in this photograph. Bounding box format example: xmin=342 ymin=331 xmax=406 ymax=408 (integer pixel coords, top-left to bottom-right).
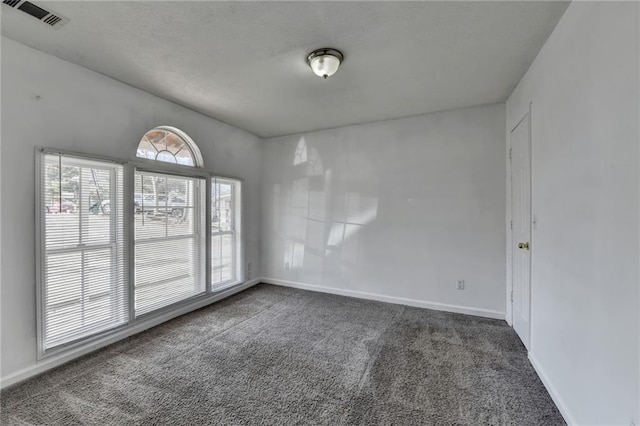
xmin=136 ymin=126 xmax=204 ymax=167
xmin=35 ymin=125 xmax=243 ymax=356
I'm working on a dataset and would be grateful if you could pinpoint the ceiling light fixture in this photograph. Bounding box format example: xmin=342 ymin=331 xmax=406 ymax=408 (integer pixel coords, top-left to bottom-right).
xmin=307 ymin=48 xmax=344 ymax=79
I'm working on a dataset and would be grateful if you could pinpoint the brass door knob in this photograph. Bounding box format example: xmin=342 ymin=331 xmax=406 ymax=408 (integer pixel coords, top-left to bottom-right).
xmin=518 ymin=242 xmax=530 ymax=250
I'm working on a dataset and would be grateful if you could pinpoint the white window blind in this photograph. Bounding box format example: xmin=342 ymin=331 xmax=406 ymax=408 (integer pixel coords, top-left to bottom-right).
xmin=134 ymin=171 xmax=206 ymax=316
xmin=40 ymin=153 xmax=127 ymax=351
xmin=212 ymin=178 xmax=241 ymax=288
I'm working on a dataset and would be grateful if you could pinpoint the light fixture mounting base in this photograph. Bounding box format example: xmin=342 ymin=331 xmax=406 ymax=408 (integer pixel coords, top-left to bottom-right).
xmin=306 ymin=48 xmax=344 ymax=66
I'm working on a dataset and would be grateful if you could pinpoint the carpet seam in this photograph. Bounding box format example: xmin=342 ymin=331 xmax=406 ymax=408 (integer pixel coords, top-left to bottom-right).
xmin=338 ymin=304 xmax=406 ymax=425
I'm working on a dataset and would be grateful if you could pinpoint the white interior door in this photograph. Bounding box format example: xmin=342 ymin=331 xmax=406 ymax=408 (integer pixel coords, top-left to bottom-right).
xmin=510 ymin=113 xmax=532 ymax=349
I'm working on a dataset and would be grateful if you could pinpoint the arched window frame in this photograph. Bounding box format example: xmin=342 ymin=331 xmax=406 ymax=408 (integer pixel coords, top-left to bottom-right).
xmin=131 ymin=126 xmax=244 ymax=315
xmin=136 ymin=126 xmax=205 ymax=168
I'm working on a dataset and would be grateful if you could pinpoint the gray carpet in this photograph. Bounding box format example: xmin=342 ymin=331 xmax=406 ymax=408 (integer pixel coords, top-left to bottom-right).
xmin=1 ymin=284 xmax=564 ymax=425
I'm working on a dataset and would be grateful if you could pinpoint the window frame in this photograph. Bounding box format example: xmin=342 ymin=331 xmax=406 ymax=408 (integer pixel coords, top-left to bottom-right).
xmin=36 ymin=148 xmax=130 ymax=359
xmin=36 ymin=146 xmax=245 ymax=360
xmin=136 ymin=126 xmax=205 ymax=168
xmin=211 ymin=176 xmax=243 ymax=290
xmin=132 ymin=168 xmax=208 ymax=318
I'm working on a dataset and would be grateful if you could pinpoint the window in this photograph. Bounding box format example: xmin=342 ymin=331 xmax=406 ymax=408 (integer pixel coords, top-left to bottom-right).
xmin=134 ymin=172 xmax=206 ymax=316
xmin=39 ymin=153 xmax=127 ymax=351
xmin=212 ymin=178 xmax=242 ymax=288
xmin=136 ymin=126 xmax=204 ymax=167
xmin=37 ymin=127 xmax=244 ymax=356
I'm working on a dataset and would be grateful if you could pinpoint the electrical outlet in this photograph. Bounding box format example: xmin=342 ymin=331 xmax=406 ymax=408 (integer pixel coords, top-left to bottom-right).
xmin=247 ymin=262 xmax=251 ymax=272
xmin=456 ymin=280 xmax=465 ymax=290
xmin=284 ymin=261 xmax=290 ymax=270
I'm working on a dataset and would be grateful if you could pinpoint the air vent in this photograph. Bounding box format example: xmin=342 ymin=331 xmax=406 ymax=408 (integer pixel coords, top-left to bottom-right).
xmin=43 ymin=14 xmax=62 ymax=26
xmin=18 ymin=1 xmax=48 ymax=19
xmin=2 ymin=0 xmax=21 ymax=8
xmin=2 ymin=0 xmax=69 ymax=29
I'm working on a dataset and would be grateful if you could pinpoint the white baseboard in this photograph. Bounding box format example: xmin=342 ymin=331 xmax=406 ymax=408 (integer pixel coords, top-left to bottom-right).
xmin=0 ymin=278 xmax=261 ymax=389
xmin=1 ymin=277 xmax=506 ymax=389
xmin=261 ymin=277 xmax=506 ymax=320
xmin=3 ymin=276 xmax=575 ymax=426
xmin=528 ymin=351 xmax=576 ymax=426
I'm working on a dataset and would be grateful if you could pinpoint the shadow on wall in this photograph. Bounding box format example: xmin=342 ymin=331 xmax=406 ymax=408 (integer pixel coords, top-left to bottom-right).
xmin=280 ymin=137 xmax=380 ymax=284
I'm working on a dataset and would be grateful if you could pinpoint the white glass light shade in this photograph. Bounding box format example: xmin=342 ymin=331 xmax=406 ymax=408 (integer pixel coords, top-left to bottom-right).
xmin=307 ymin=49 xmax=344 ymax=79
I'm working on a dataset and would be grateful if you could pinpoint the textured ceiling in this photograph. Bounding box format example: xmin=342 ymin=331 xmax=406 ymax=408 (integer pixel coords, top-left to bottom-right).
xmin=1 ymin=1 xmax=569 ymax=137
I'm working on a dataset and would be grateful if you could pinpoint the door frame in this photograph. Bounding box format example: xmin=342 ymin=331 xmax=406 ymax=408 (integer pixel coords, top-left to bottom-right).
xmin=506 ymin=103 xmax=533 ymax=343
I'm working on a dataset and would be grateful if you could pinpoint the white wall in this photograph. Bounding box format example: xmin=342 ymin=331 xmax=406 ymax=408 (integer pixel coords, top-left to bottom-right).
xmin=507 ymin=2 xmax=639 ymax=425
xmin=0 ymin=37 xmax=262 ymax=380
xmin=262 ymin=104 xmax=506 ymax=318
